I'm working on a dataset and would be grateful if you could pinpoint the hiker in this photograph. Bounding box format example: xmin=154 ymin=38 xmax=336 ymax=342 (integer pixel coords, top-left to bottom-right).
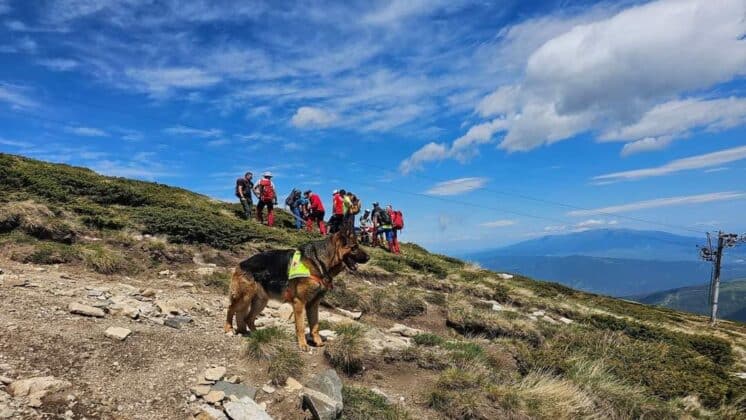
xmin=359 ymin=209 xmax=372 ymax=245
xmin=304 ymin=190 xmax=327 ymax=235
xmin=253 ymin=171 xmax=277 ymax=227
xmin=235 ymin=171 xmax=254 ymax=219
xmin=296 ymin=191 xmax=310 ymax=231
xmin=372 ymin=202 xmax=394 ymax=252
xmin=328 ymin=189 xmax=345 ymax=234
xmin=387 ymin=204 xmax=403 ymax=254
xmin=285 ymin=188 xmax=303 ymax=230
xmin=345 ymin=191 xmax=361 ymax=231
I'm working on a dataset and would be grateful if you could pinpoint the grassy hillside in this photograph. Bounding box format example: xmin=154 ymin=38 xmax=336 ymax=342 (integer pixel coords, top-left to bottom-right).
xmin=634 ymin=279 xmax=746 ymax=322
xmin=2 ymin=153 xmax=746 ymax=418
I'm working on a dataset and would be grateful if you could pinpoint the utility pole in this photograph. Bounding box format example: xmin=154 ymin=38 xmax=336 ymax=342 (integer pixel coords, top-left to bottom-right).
xmin=699 ymin=231 xmax=745 ymax=326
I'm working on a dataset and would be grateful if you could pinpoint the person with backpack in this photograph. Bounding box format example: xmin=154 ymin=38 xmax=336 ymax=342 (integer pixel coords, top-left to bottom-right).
xmin=387 ymin=204 xmax=403 ymax=254
xmin=328 ymin=189 xmax=345 ymax=234
xmin=253 ymin=171 xmax=277 ymax=227
xmin=372 ymin=202 xmax=394 ymax=252
xmin=359 ymin=209 xmax=372 ymax=245
xmin=235 ymin=171 xmax=254 ymax=219
xmin=295 ymin=191 xmax=310 ymax=231
xmin=304 ymin=190 xmax=327 ymax=234
xmin=285 ymin=188 xmax=303 ymax=230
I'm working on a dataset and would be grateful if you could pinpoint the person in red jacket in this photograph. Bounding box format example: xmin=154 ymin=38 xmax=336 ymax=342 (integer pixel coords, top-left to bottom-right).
xmin=304 ymin=190 xmax=327 ymax=235
xmin=328 ymin=189 xmax=346 ymax=233
xmin=253 ymin=171 xmax=277 ymax=227
xmin=387 ymin=204 xmax=401 ymax=254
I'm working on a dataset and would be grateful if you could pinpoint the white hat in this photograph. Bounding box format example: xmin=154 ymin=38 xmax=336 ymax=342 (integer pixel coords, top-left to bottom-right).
xmin=332 ymin=189 xmax=338 ymax=194
xmin=263 ymin=171 xmax=272 ymax=177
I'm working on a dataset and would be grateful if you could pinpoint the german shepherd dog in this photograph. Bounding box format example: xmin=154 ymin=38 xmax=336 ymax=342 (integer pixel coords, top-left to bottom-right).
xmin=225 ymin=226 xmax=369 ymax=350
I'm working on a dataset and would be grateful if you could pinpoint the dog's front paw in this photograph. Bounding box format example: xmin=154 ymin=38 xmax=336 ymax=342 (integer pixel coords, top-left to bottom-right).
xmin=298 ymin=341 xmax=310 ymax=352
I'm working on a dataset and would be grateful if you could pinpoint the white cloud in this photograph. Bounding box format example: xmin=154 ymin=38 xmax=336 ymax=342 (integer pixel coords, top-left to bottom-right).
xmin=164 ymin=125 xmax=222 ymax=138
xmin=403 ymin=0 xmax=746 ymax=170
xmin=0 ymin=84 xmax=38 ymax=109
xmin=291 ymin=106 xmax=337 ymax=128
xmin=426 ymin=177 xmax=487 ymax=196
xmin=594 ymin=145 xmax=746 ymax=183
xmin=0 ymin=138 xmax=33 ymax=148
xmin=568 ymin=192 xmax=746 ymax=217
xmin=481 ymin=219 xmax=516 ymax=228
xmin=65 ymin=126 xmax=109 ymax=137
xmin=575 ymin=219 xmax=617 ymax=229
xmin=362 ymin=0 xmax=452 ymax=25
xmin=125 ymin=67 xmax=220 ymax=95
xmin=37 ymin=58 xmax=79 ymax=71
xmin=619 ymin=136 xmax=674 ymax=156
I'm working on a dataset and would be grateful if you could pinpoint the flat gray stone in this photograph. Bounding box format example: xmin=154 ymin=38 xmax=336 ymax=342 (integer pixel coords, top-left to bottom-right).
xmin=196 ymin=404 xmax=228 ymax=420
xmin=164 ymin=315 xmax=192 ymax=329
xmin=212 ymin=381 xmax=257 ymax=401
xmin=68 ymin=303 xmax=105 ymax=318
xmin=104 ymin=327 xmax=132 ymax=341
xmin=224 ymin=397 xmax=272 ymax=420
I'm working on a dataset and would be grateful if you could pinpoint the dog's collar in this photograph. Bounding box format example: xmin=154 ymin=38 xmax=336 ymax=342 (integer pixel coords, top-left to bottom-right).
xmin=310 ymin=273 xmax=333 ymax=290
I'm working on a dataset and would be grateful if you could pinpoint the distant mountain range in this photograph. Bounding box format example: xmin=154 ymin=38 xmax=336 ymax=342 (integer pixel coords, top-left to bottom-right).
xmin=632 ymin=279 xmax=746 ymax=322
xmin=466 ymin=229 xmax=746 ymax=297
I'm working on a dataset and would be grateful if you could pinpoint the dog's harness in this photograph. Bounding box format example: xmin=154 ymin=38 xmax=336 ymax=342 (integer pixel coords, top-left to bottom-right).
xmin=284 ymin=251 xmax=333 ymax=302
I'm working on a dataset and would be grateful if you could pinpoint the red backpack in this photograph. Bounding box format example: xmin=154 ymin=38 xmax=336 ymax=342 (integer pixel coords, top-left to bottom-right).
xmin=259 ymin=179 xmax=276 ymax=202
xmin=392 ymin=210 xmax=404 ymax=230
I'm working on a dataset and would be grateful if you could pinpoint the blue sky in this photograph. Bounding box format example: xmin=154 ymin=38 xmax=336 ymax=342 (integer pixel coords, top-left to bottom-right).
xmin=0 ymin=0 xmax=745 ymax=253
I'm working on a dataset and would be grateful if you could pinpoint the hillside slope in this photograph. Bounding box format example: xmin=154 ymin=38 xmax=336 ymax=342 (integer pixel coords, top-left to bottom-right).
xmin=634 ymin=279 xmax=746 ymax=322
xmin=1 ymin=153 xmax=745 ymax=419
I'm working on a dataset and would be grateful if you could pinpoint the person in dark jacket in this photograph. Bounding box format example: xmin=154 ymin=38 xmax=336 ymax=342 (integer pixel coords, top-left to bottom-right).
xmin=235 ymin=172 xmax=254 ymax=219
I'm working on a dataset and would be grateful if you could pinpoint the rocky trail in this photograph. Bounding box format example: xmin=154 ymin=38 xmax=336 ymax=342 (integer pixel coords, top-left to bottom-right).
xmin=0 ymin=258 xmax=427 ymax=419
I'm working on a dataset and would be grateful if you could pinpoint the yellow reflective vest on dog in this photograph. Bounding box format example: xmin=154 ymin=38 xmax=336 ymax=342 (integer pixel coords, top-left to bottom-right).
xmin=288 ymin=251 xmax=311 ymax=279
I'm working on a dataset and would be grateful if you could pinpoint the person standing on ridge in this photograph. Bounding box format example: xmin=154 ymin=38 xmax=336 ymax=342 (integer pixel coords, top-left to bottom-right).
xmin=235 ymin=171 xmax=254 ymax=219
xmin=329 ymin=189 xmax=345 ymax=233
xmin=253 ymin=171 xmax=277 ymax=227
xmin=387 ymin=204 xmax=402 ymax=254
xmin=304 ymin=190 xmax=326 ymax=234
xmin=345 ymin=191 xmax=361 ymax=231
xmin=372 ymin=202 xmax=394 ymax=252
xmin=285 ymin=188 xmax=303 ymax=230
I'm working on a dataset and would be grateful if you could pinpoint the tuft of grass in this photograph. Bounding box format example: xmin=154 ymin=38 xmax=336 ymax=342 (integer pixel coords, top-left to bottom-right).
xmin=341 ymin=386 xmax=410 ymax=420
xmin=0 ymin=201 xmax=77 ymax=243
xmin=446 ymin=299 xmax=543 ymax=345
xmin=198 ymin=271 xmax=231 ymax=292
xmin=325 ymin=324 xmax=365 ymax=375
xmin=322 ymin=279 xmax=366 ymax=311
xmin=413 ymin=333 xmax=445 ymax=347
xmin=243 ymin=327 xmax=291 ymax=360
xmin=20 ymin=241 xmax=81 ymax=264
xmin=82 ymin=246 xmax=132 ymax=274
xmin=370 ymin=287 xmax=427 ymax=320
xmin=268 ymin=346 xmax=304 ymax=386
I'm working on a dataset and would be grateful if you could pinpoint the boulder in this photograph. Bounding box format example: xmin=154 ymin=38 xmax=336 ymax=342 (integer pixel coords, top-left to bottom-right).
xmin=68 ymin=303 xmax=105 ymax=318
xmin=224 ymin=397 xmax=272 ymax=420
xmin=211 ymin=381 xmax=257 ymax=401
xmin=8 ymin=376 xmax=71 ymax=407
xmin=336 ymin=308 xmax=363 ymax=320
xmin=301 ymin=369 xmax=343 ymax=420
xmin=387 ymin=323 xmax=422 ymax=338
xmin=104 ymin=327 xmax=132 ymax=341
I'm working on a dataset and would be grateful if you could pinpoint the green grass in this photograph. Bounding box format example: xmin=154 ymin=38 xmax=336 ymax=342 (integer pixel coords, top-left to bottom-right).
xmin=341 ymin=386 xmax=410 ymax=420
xmin=326 ymin=324 xmax=366 ymax=375
xmin=268 ymin=347 xmax=304 ymax=386
xmin=243 ymin=327 xmax=291 ymax=360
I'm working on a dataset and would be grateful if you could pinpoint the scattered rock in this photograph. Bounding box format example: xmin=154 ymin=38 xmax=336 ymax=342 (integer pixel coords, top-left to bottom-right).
xmin=140 ymin=288 xmax=157 ymax=298
xmin=203 ymin=390 xmax=225 ymax=404
xmin=195 ymin=404 xmax=229 ymax=420
xmin=336 ymin=308 xmax=363 ymax=320
xmin=224 ymin=397 xmax=272 ymax=420
xmin=164 ymin=315 xmax=192 ymax=329
xmin=371 ymin=387 xmax=394 ymax=404
xmin=8 ymin=376 xmax=71 ymax=408
xmin=177 ymin=282 xmax=195 ymax=288
xmin=301 ymin=369 xmax=343 ymax=420
xmin=284 ymin=377 xmax=303 ymax=393
xmin=531 ymin=310 xmax=545 ymax=317
xmin=261 ymin=384 xmax=275 ymax=394
xmin=212 ymin=381 xmax=257 ymax=401
xmin=2 ymin=276 xmax=27 ymax=288
xmin=226 ymin=375 xmax=241 ymax=384
xmin=104 ymin=327 xmax=132 ymax=341
xmin=0 ymin=376 xmax=12 ymax=385
xmin=191 ymin=385 xmax=212 ymax=396
xmin=496 ymin=273 xmax=514 ymax=280
xmin=542 ymin=316 xmax=559 ymax=325
xmin=387 ymin=323 xmax=422 ymax=338
xmin=195 ymin=267 xmax=216 ymax=276
xmin=0 ymin=405 xmax=14 ymax=419
xmin=266 ymin=300 xmax=282 ymax=310
xmin=68 ymin=302 xmax=105 ymax=318
xmin=158 ymin=270 xmax=173 ymax=277
xmin=559 ymin=317 xmax=574 ymax=325
xmin=319 ymin=330 xmax=337 ymax=340
xmin=156 ymin=297 xmax=198 ymax=315
xmin=365 ymin=328 xmax=411 ymax=353
xmin=203 ymin=367 xmax=227 ymax=382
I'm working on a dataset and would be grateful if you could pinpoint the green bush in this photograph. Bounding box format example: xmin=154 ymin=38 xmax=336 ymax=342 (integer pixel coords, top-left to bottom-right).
xmin=243 ymin=327 xmax=290 ymax=361
xmin=268 ymin=347 xmax=304 ymax=386
xmin=22 ymin=242 xmax=81 ymax=264
xmin=326 ymin=324 xmax=365 ymax=375
xmin=83 ymin=246 xmax=132 ymax=274
xmin=413 ymin=333 xmax=445 ymax=347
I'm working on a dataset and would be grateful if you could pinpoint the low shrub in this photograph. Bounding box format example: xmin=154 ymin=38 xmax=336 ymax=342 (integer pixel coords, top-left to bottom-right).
xmin=199 ymin=271 xmax=231 ymax=292
xmin=325 ymin=324 xmax=365 ymax=375
xmin=370 ymin=287 xmax=427 ymax=320
xmin=22 ymin=242 xmax=81 ymax=264
xmin=341 ymin=386 xmax=410 ymax=420
xmin=243 ymin=327 xmax=290 ymax=361
xmin=446 ymin=300 xmax=543 ymax=345
xmin=83 ymin=246 xmax=132 ymax=274
xmin=268 ymin=347 xmax=304 ymax=386
xmin=413 ymin=333 xmax=445 ymax=347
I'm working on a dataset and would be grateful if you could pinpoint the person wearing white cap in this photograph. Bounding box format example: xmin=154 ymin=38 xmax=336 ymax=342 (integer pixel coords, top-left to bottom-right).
xmin=253 ymin=171 xmax=277 ymax=226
